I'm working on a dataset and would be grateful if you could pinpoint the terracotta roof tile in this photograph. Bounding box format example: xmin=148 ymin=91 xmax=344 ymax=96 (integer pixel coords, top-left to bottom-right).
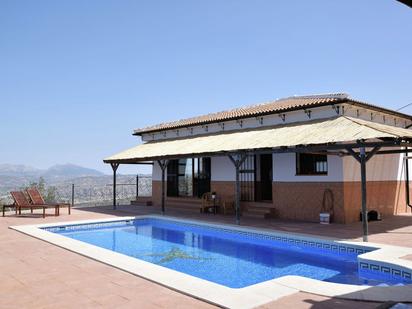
xmin=133 ymin=93 xmax=411 ymax=135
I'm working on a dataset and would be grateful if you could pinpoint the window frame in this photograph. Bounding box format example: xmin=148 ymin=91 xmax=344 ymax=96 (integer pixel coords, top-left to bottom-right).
xmin=166 ymin=157 xmax=211 ymax=198
xmin=295 ymin=153 xmax=328 ymax=176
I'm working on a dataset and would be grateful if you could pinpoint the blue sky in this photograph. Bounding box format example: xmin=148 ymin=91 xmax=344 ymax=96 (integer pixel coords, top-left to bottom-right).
xmin=1 ymin=0 xmax=411 ymax=174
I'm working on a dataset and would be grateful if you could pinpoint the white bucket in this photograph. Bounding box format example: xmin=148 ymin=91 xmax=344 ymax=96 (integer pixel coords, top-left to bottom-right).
xmin=320 ymin=212 xmax=330 ymax=224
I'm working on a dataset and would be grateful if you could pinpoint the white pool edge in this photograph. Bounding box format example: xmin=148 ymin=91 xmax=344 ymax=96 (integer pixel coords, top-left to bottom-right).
xmin=9 ymin=215 xmax=412 ymax=308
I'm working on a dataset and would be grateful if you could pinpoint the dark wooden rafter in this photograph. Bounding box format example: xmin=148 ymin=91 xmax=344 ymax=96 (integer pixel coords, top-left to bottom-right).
xmin=344 ymin=146 xmax=381 ymax=163
xmin=103 ymin=139 xmax=412 ymax=165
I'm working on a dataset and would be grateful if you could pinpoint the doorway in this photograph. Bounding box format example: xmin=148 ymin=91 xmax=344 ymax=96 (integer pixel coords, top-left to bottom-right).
xmin=240 ymin=154 xmax=273 ymax=202
xmin=258 ymin=154 xmax=273 ymax=201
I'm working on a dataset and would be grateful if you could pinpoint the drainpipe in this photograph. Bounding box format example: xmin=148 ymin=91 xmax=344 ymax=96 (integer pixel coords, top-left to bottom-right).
xmin=405 ymin=148 xmax=412 ymax=209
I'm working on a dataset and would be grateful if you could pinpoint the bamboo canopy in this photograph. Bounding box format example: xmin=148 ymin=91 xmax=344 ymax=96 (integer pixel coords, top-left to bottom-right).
xmin=104 ymin=116 xmax=412 ymax=163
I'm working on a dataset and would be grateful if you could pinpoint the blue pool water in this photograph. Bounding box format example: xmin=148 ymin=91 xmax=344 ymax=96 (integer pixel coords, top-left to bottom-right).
xmin=45 ymin=218 xmax=412 ymax=288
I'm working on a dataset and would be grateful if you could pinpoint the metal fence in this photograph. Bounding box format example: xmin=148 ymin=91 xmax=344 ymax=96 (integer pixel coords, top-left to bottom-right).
xmin=60 ymin=176 xmax=152 ymax=207
xmin=0 ymin=176 xmax=152 ymax=208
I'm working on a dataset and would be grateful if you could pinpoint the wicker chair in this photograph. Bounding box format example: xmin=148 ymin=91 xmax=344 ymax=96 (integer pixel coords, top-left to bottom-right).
xmin=200 ymin=192 xmax=220 ymax=214
xmin=221 ymin=200 xmax=235 ymax=215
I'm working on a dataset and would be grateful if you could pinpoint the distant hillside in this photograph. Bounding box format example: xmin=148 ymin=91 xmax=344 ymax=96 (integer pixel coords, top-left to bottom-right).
xmin=0 ymin=163 xmax=107 ymax=195
xmin=0 ymin=163 xmax=152 ymax=204
xmin=0 ymin=163 xmax=104 ymax=180
xmin=42 ymin=164 xmax=104 ymax=180
xmin=0 ymin=164 xmax=41 ymax=177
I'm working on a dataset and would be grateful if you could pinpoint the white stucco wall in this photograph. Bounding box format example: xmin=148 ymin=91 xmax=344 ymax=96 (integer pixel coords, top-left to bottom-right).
xmin=152 ymin=152 xmax=410 ymax=183
xmin=152 ymin=161 xmax=163 ymax=181
xmin=211 ymin=156 xmax=236 ymax=181
xmin=343 ymin=152 xmax=408 ymax=182
xmin=272 ymin=152 xmax=410 ymax=183
xmin=272 ymin=153 xmax=344 ymax=182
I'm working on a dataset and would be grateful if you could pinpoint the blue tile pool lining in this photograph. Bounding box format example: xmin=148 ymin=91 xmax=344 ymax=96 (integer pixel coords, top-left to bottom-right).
xmin=41 ymin=216 xmax=412 ymax=282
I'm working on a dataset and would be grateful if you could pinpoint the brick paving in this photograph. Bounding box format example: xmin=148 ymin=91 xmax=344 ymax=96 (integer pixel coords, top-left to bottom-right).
xmin=1 ymin=205 xmax=411 ymax=308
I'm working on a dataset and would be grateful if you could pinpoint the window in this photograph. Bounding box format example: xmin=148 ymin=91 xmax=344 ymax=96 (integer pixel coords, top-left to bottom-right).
xmin=167 ymin=158 xmax=211 ymax=198
xmin=296 ymin=153 xmax=328 ymax=175
xmin=178 ymin=158 xmax=193 ymax=196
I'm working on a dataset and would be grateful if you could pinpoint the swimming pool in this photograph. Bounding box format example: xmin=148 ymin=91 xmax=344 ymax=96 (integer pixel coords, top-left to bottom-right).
xmin=43 ymin=217 xmax=411 ymax=288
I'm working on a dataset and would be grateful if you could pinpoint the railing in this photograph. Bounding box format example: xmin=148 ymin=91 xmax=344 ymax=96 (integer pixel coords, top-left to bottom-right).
xmin=63 ymin=178 xmax=152 ymax=207
xmin=0 ymin=176 xmax=152 ymax=208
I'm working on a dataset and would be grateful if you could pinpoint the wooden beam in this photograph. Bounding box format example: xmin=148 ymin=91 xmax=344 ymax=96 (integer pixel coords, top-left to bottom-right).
xmin=157 ymin=160 xmax=168 ymax=215
xmin=103 ymin=140 xmax=411 ymax=164
xmin=110 ymin=163 xmax=120 ymax=210
xmin=228 ymin=154 xmax=247 ymax=225
xmin=359 ymin=147 xmax=368 ymax=242
xmin=365 ymin=146 xmax=381 ymax=162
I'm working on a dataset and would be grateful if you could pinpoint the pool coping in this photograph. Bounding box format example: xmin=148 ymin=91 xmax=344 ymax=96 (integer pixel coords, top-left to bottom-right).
xmin=9 ymin=215 xmax=412 ymax=308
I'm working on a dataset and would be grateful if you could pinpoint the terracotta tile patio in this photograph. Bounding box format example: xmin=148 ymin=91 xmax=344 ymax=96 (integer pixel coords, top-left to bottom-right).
xmin=1 ymin=204 xmax=411 ymax=308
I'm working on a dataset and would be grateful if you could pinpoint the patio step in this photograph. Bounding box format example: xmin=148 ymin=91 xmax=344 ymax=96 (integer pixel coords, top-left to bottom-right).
xmin=242 ymin=212 xmax=268 ymax=219
xmin=241 ymin=201 xmax=274 ymax=209
xmin=131 ymin=196 xmax=153 ymax=206
xmin=167 ymin=197 xmax=202 ymax=205
xmin=246 ymin=206 xmax=273 ymax=213
xmin=164 ymin=200 xmax=201 ymax=213
xmin=242 ymin=203 xmax=276 ymax=219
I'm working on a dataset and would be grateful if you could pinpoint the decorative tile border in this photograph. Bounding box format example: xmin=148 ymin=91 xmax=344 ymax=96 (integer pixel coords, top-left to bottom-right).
xmin=44 ymin=219 xmax=134 ymax=233
xmin=44 ymin=216 xmax=372 ymax=258
xmin=45 ymin=215 xmax=410 ymax=282
xmin=10 ymin=215 xmax=412 ymax=306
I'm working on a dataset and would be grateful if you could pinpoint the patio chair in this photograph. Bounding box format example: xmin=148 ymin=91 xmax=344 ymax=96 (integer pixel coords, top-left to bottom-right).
xmin=200 ymin=192 xmax=220 ymax=214
xmin=26 ymin=188 xmax=71 ymax=215
xmin=1 ymin=204 xmax=11 ymax=217
xmin=9 ymin=191 xmax=58 ymax=218
xmin=221 ymin=200 xmax=235 ymax=215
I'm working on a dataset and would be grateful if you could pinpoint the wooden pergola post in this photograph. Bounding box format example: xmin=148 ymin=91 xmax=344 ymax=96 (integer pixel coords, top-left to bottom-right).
xmin=136 ymin=174 xmax=139 ymax=200
xmin=359 ymin=147 xmax=368 ymax=242
xmin=157 ymin=160 xmax=168 ymax=215
xmin=110 ymin=163 xmax=119 ymax=210
xmin=346 ymin=145 xmax=380 ymax=242
xmin=228 ymin=153 xmax=247 ymax=225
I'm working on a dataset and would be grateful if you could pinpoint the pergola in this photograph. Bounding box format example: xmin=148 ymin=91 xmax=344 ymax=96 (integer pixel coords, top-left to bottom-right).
xmin=104 ymin=116 xmax=412 ymax=242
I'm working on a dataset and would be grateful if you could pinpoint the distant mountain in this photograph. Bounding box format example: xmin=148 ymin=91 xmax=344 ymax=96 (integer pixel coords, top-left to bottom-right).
xmin=0 ymin=164 xmax=42 ymax=177
xmin=0 ymin=163 xmax=152 ymax=204
xmin=0 ymin=163 xmax=104 ymax=181
xmin=42 ymin=164 xmax=104 ymax=180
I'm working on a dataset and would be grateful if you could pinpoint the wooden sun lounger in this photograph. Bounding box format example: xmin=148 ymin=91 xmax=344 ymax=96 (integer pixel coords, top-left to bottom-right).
xmin=26 ymin=188 xmax=71 ymax=215
xmin=8 ymin=191 xmax=59 ymax=218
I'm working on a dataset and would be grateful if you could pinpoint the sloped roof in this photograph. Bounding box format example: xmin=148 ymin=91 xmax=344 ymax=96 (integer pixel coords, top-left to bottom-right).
xmin=133 ymin=93 xmax=412 ymax=135
xmin=106 ymin=116 xmax=412 ymax=163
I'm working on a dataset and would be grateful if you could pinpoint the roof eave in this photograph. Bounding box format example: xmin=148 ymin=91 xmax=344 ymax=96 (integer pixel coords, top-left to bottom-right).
xmin=132 ymin=99 xmax=412 ymax=136
xmin=132 ymin=100 xmax=344 ymax=136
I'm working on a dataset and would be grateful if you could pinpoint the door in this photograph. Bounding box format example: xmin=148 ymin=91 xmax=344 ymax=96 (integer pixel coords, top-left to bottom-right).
xmin=259 ymin=154 xmax=273 ymax=201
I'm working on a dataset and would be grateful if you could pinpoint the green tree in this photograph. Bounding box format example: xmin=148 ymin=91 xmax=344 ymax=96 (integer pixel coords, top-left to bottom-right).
xmin=23 ymin=177 xmax=57 ymax=203
xmin=44 ymin=186 xmax=57 ymax=203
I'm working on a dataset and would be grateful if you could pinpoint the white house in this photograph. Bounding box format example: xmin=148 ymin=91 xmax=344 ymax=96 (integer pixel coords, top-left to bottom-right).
xmin=105 ymin=93 xmax=412 ymax=228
